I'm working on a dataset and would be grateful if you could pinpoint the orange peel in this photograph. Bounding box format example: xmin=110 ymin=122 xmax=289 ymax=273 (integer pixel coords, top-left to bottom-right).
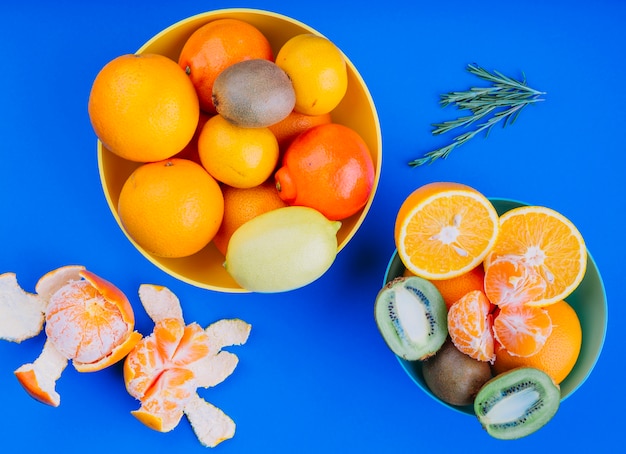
xmin=124 ymin=284 xmax=251 ymax=448
xmin=1 ymin=265 xmax=140 ymax=406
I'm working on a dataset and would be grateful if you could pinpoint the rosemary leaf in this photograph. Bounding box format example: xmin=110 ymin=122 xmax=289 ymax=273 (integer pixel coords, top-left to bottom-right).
xmin=409 ymin=64 xmax=545 ymax=167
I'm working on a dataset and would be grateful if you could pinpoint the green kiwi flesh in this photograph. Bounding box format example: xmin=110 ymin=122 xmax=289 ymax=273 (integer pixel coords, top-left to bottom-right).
xmin=374 ymin=276 xmax=447 ymax=361
xmin=474 ymin=367 xmax=560 ymax=440
xmin=422 ymin=339 xmax=492 ymax=407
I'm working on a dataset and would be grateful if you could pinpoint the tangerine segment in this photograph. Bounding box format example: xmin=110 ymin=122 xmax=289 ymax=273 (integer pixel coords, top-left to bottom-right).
xmin=493 ymin=304 xmax=553 ymax=358
xmin=485 ymin=205 xmax=587 ymax=306
xmin=484 ymin=257 xmax=547 ymax=308
xmin=0 ymin=272 xmax=46 ymax=342
xmin=394 ymin=182 xmax=499 ymax=280
xmin=447 ymin=290 xmax=495 ymax=363
xmin=14 ymin=339 xmax=68 ymax=407
xmin=493 ymin=300 xmax=582 ymax=384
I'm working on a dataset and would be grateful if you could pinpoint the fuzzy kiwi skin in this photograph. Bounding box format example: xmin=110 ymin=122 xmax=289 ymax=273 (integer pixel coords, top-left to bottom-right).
xmin=212 ymin=59 xmax=296 ymax=128
xmin=422 ymin=339 xmax=492 ymax=407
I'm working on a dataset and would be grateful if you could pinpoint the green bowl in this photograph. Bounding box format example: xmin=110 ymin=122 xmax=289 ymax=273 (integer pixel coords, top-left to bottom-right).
xmin=383 ymin=197 xmax=607 ymax=415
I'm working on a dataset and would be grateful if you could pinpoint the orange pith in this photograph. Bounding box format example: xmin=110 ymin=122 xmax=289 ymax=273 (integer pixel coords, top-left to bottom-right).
xmin=394 ymin=182 xmax=499 ymax=280
xmin=492 ymin=304 xmax=553 ymax=358
xmin=447 ymin=290 xmax=495 ymax=363
xmin=485 ymin=205 xmax=587 ymax=306
xmin=493 ymin=300 xmax=582 ymax=384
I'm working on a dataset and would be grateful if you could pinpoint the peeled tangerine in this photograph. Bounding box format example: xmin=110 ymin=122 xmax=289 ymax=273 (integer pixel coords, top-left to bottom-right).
xmin=225 ymin=206 xmax=341 ymax=292
xmin=124 ymin=284 xmax=251 ymax=448
xmin=0 ymin=266 xmax=141 ymax=407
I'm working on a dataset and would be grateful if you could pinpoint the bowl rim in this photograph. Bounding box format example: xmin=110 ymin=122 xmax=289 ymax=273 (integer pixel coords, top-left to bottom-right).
xmin=383 ymin=197 xmax=608 ymax=416
xmin=96 ymin=8 xmax=383 ymax=292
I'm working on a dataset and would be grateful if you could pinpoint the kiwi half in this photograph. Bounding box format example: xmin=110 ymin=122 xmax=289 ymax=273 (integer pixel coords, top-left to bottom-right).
xmin=474 ymin=367 xmax=560 ymax=440
xmin=374 ymin=276 xmax=447 ymax=361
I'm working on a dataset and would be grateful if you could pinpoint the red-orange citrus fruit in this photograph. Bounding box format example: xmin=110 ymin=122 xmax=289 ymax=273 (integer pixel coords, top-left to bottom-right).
xmin=117 ymin=158 xmax=224 ymax=258
xmin=493 ymin=300 xmax=582 ymax=384
xmin=88 ymin=53 xmax=199 ymax=162
xmin=268 ymin=110 xmax=332 ymax=152
xmin=178 ymin=19 xmax=273 ymax=113
xmin=394 ymin=182 xmax=499 ymax=280
xmin=274 ymin=123 xmax=375 ymax=221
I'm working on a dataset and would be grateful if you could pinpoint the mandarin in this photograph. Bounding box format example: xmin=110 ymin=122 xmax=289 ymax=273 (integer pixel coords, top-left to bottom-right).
xmin=88 ymin=53 xmax=199 ymax=162
xmin=274 ymin=123 xmax=374 ymax=221
xmin=394 ymin=182 xmax=499 ymax=280
xmin=492 ymin=300 xmax=582 ymax=384
xmin=213 ymin=181 xmax=288 ymax=256
xmin=492 ymin=304 xmax=553 ymax=358
xmin=429 ymin=265 xmax=485 ymax=310
xmin=198 ymin=114 xmax=279 ymax=188
xmin=178 ymin=18 xmax=273 ymax=113
xmin=117 ymin=158 xmax=224 ymax=258
xmin=268 ymin=110 xmax=332 ymax=151
xmin=447 ymin=290 xmax=495 ymax=363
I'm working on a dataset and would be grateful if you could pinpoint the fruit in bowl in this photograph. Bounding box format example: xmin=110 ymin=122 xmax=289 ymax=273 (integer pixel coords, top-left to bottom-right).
xmin=92 ymin=9 xmax=381 ymax=292
xmin=376 ymin=182 xmax=607 ymax=440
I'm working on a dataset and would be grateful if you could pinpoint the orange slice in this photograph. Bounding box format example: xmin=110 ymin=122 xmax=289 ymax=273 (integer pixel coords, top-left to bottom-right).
xmin=447 ymin=290 xmax=495 ymax=363
xmin=484 ymin=256 xmax=547 ymax=308
xmin=124 ymin=284 xmax=251 ymax=447
xmin=394 ymin=182 xmax=499 ymax=280
xmin=0 ymin=272 xmax=46 ymax=342
xmin=493 ymin=304 xmax=553 ymax=357
xmin=485 ymin=205 xmax=587 ymax=306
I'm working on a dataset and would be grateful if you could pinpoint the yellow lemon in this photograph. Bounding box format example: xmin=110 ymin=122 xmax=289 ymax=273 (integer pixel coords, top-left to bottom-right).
xmin=275 ymin=34 xmax=348 ymax=115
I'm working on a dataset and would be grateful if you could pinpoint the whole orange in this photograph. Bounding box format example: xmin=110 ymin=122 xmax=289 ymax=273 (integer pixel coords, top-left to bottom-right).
xmin=274 ymin=123 xmax=375 ymax=221
xmin=268 ymin=110 xmax=332 ymax=152
xmin=178 ymin=18 xmax=274 ymax=113
xmin=213 ymin=181 xmax=288 ymax=256
xmin=492 ymin=300 xmax=582 ymax=384
xmin=88 ymin=53 xmax=199 ymax=162
xmin=173 ymin=111 xmax=212 ymax=164
xmin=117 ymin=158 xmax=224 ymax=258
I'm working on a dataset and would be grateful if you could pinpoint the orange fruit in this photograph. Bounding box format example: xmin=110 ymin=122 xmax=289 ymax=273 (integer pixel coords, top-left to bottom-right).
xmin=88 ymin=53 xmax=199 ymax=162
xmin=268 ymin=110 xmax=332 ymax=151
xmin=124 ymin=284 xmax=251 ymax=447
xmin=13 ymin=265 xmax=141 ymax=407
xmin=485 ymin=205 xmax=587 ymax=306
xmin=178 ymin=18 xmax=273 ymax=113
xmin=394 ymin=182 xmax=499 ymax=280
xmin=447 ymin=290 xmax=495 ymax=362
xmin=429 ymin=265 xmax=485 ymax=310
xmin=274 ymin=123 xmax=375 ymax=221
xmin=198 ymin=114 xmax=279 ymax=188
xmin=493 ymin=300 xmax=582 ymax=384
xmin=173 ymin=111 xmax=212 ymax=164
xmin=484 ymin=256 xmax=547 ymax=308
xmin=213 ymin=180 xmax=288 ymax=256
xmin=117 ymin=158 xmax=224 ymax=258
xmin=492 ymin=304 xmax=553 ymax=358
xmin=275 ymin=34 xmax=347 ymax=115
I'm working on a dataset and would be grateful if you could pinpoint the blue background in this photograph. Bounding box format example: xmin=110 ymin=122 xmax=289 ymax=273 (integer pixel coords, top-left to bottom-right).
xmin=1 ymin=0 xmax=623 ymax=452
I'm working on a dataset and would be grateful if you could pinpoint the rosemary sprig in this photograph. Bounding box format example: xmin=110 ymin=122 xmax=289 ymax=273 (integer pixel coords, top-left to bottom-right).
xmin=409 ymin=63 xmax=545 ymax=167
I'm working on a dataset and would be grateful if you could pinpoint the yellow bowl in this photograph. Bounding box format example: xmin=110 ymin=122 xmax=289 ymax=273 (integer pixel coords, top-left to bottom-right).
xmin=97 ymin=8 xmax=382 ymax=292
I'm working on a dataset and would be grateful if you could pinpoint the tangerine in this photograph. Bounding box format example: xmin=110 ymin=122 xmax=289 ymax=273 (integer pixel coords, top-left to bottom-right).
xmin=213 ymin=181 xmax=288 ymax=256
xmin=447 ymin=290 xmax=495 ymax=363
xmin=428 ymin=265 xmax=485 ymax=310
xmin=485 ymin=205 xmax=587 ymax=306
xmin=268 ymin=110 xmax=332 ymax=152
xmin=173 ymin=111 xmax=212 ymax=164
xmin=492 ymin=304 xmax=553 ymax=358
xmin=88 ymin=53 xmax=199 ymax=162
xmin=117 ymin=158 xmax=224 ymax=258
xmin=274 ymin=123 xmax=375 ymax=221
xmin=493 ymin=300 xmax=582 ymax=384
xmin=484 ymin=256 xmax=547 ymax=308
xmin=394 ymin=182 xmax=499 ymax=280
xmin=178 ymin=18 xmax=273 ymax=113
xmin=198 ymin=114 xmax=279 ymax=188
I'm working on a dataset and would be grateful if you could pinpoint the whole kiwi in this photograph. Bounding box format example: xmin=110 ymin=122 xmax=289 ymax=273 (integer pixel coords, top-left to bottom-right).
xmin=422 ymin=339 xmax=492 ymax=407
xmin=212 ymin=59 xmax=296 ymax=128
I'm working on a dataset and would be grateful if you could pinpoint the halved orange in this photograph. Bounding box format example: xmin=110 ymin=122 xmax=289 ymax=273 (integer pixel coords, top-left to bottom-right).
xmin=485 ymin=205 xmax=586 ymax=306
xmin=447 ymin=290 xmax=495 ymax=363
xmin=394 ymin=182 xmax=499 ymax=280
